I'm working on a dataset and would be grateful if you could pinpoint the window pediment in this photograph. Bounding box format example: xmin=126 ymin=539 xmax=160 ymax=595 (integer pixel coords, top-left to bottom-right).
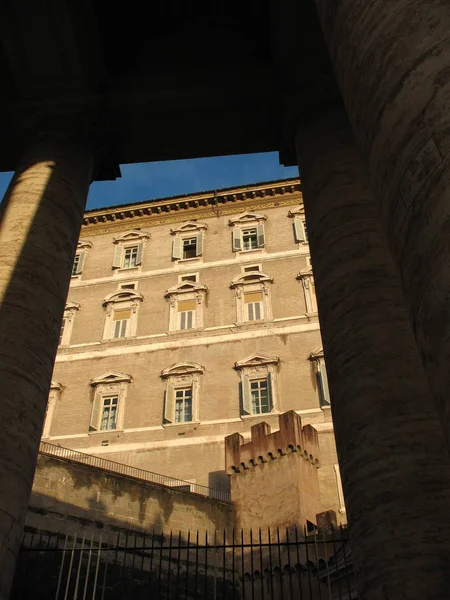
xmin=50 ymin=380 xmax=63 ymax=391
xmin=103 ymin=290 xmax=144 ymax=306
xmin=65 ymin=301 xmax=81 ymax=312
xmin=165 ymin=282 xmax=207 ymax=298
xmin=297 ymin=266 xmax=313 ymax=279
xmin=310 ymin=347 xmax=324 ymax=360
xmin=77 ymin=240 xmax=93 ymax=250
xmin=288 ymin=206 xmax=305 ymax=218
xmin=113 ymin=230 xmax=150 ymax=244
xmin=161 ymin=362 xmax=205 ymax=378
xmin=170 ymin=221 xmax=208 ymax=235
xmin=228 ymin=212 xmax=267 ymax=226
xmin=235 ymin=353 xmax=280 ymax=370
xmin=230 ymin=271 xmax=273 ymax=288
xmin=91 ymin=372 xmax=132 ymax=386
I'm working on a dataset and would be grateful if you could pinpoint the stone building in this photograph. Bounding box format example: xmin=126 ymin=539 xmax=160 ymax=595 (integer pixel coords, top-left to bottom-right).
xmin=43 ymin=177 xmax=342 ymax=505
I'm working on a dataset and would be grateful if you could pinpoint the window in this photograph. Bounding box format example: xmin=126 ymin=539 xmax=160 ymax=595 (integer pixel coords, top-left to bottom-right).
xmin=177 ymin=300 xmax=196 ymax=330
xmin=42 ymin=380 xmax=62 ymax=438
xmin=175 ymin=388 xmax=193 ymax=423
xmin=170 ymin=222 xmax=207 ymax=261
xmin=235 ymin=353 xmax=279 ymax=416
xmin=71 ymin=240 xmax=92 ymax=277
xmin=244 ymin=292 xmax=264 ymax=321
xmin=310 ymin=349 xmax=331 ymax=407
xmin=162 ymin=362 xmax=204 ymax=425
xmin=166 ymin=281 xmax=207 ymax=332
xmin=288 ymin=207 xmax=308 ymax=245
xmin=103 ymin=290 xmax=143 ymax=340
xmin=89 ymin=372 xmax=132 ymax=432
xmin=113 ymin=309 xmax=131 ymax=338
xmin=59 ymin=301 xmax=80 ymax=346
xmin=243 ymin=265 xmax=261 ymax=273
xmin=100 ymin=396 xmax=118 ymax=430
xmin=179 ymin=273 xmax=198 ymax=283
xmin=297 ymin=267 xmax=318 ymax=314
xmin=119 ymin=282 xmax=137 ymax=290
xmin=229 ymin=212 xmax=267 ymax=253
xmin=230 ymin=271 xmax=273 ymax=324
xmin=112 ymin=230 xmax=150 ymax=271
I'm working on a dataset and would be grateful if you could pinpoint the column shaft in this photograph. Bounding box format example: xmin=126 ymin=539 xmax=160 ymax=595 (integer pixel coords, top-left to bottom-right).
xmin=296 ymin=108 xmax=450 ymax=599
xmin=314 ymin=0 xmax=450 ymax=446
xmin=0 ymin=136 xmax=93 ymax=598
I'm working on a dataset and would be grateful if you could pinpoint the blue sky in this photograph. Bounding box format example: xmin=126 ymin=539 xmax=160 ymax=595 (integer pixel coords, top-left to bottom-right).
xmin=0 ymin=152 xmax=299 ymax=210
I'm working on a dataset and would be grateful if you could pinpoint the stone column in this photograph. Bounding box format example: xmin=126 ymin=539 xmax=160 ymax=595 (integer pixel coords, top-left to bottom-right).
xmin=0 ymin=119 xmax=93 ymax=598
xmin=314 ymin=0 xmax=450 ymax=448
xmin=295 ymin=107 xmax=450 ymax=599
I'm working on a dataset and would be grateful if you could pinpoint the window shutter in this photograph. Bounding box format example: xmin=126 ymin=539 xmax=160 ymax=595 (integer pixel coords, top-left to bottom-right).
xmin=112 ymin=245 xmax=122 ymax=269
xmin=172 ymin=237 xmax=183 ymax=260
xmin=232 ymin=228 xmax=242 ymax=252
xmin=256 ymin=224 xmax=265 ymax=248
xmin=90 ymin=391 xmax=102 ymax=431
xmin=319 ymin=359 xmax=331 ymax=405
xmin=76 ymin=251 xmax=85 ymax=274
xmin=267 ymin=372 xmax=274 ymax=411
xmin=294 ymin=220 xmax=306 ymax=243
xmin=135 ymin=242 xmax=143 ymax=265
xmin=242 ymin=375 xmax=252 ymax=415
xmin=164 ymin=383 xmax=175 ymax=423
xmin=195 ymin=233 xmax=203 ymax=256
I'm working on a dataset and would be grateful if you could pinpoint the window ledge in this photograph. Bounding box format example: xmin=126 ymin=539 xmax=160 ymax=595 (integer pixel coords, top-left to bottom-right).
xmin=234 ymin=319 xmax=274 ymax=328
xmin=115 ymin=266 xmax=141 ymax=273
xmin=241 ymin=411 xmax=279 ymax=420
xmin=176 ymin=257 xmax=202 ymax=264
xmin=163 ymin=421 xmax=201 ymax=428
xmin=101 ymin=336 xmax=137 ymax=344
xmin=167 ymin=327 xmax=205 ymax=336
xmin=71 ymin=274 xmax=81 ymax=279
xmin=237 ymin=248 xmax=264 ymax=255
xmin=88 ymin=429 xmax=124 ymax=436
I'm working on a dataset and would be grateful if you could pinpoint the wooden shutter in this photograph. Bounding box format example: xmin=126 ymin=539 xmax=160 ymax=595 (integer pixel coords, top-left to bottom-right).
xmin=293 ymin=219 xmax=306 ymax=243
xmin=90 ymin=391 xmax=102 ymax=431
xmin=172 ymin=237 xmax=183 ymax=260
xmin=112 ymin=245 xmax=122 ymax=268
xmin=76 ymin=250 xmax=85 ymax=274
xmin=135 ymin=242 xmax=143 ymax=265
xmin=267 ymin=372 xmax=274 ymax=411
xmin=242 ymin=375 xmax=252 ymax=415
xmin=319 ymin=360 xmax=331 ymax=405
xmin=232 ymin=228 xmax=242 ymax=252
xmin=164 ymin=383 xmax=175 ymax=423
xmin=195 ymin=233 xmax=203 ymax=256
xmin=256 ymin=224 xmax=265 ymax=248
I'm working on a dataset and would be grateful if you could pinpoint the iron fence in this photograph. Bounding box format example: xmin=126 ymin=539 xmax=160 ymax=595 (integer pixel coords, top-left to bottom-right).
xmin=12 ymin=525 xmax=355 ymax=600
xmin=39 ymin=441 xmax=230 ymax=502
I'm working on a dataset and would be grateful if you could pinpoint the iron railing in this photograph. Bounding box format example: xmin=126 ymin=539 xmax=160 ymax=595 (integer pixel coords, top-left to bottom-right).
xmin=12 ymin=525 xmax=355 ymax=600
xmin=39 ymin=441 xmax=231 ymax=503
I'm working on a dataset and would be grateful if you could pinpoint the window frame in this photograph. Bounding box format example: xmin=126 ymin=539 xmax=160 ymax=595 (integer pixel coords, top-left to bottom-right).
xmin=234 ymin=354 xmax=279 ymax=417
xmin=161 ymin=362 xmax=204 ymax=425
xmin=102 ymin=290 xmax=143 ymax=340
xmin=71 ymin=240 xmax=92 ymax=278
xmin=89 ymin=372 xmax=132 ymax=433
xmin=229 ymin=212 xmax=267 ymax=254
xmin=111 ymin=230 xmax=150 ymax=272
xmin=288 ymin=207 xmax=309 ymax=246
xmin=59 ymin=301 xmax=80 ymax=346
xmin=42 ymin=380 xmax=63 ymax=439
xmin=297 ymin=266 xmax=318 ymax=315
xmin=165 ymin=281 xmax=207 ymax=332
xmin=310 ymin=348 xmax=331 ymax=408
xmin=170 ymin=222 xmax=207 ymax=262
xmin=230 ymin=271 xmax=273 ymax=324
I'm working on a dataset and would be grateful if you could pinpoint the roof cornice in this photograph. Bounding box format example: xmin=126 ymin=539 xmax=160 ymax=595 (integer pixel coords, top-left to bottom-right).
xmin=80 ymin=178 xmax=302 ymax=236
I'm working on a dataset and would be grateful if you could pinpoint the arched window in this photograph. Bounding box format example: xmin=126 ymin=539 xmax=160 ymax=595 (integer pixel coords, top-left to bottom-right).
xmin=165 ymin=281 xmax=207 ymax=332
xmin=102 ymin=290 xmax=143 ymax=339
xmin=230 ymin=271 xmax=273 ymax=324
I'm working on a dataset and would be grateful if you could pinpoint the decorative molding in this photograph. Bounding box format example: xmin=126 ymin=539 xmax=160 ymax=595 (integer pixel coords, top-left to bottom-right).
xmin=165 ymin=281 xmax=207 ymax=298
xmin=297 ymin=266 xmax=313 ymax=279
xmin=228 ymin=211 xmax=267 ymax=226
xmin=79 ymin=179 xmax=302 ymax=236
xmin=170 ymin=221 xmax=208 ymax=235
xmin=113 ymin=230 xmax=150 ymax=244
xmin=230 ymin=271 xmax=273 ymax=289
xmin=287 ymin=206 xmax=305 ymax=218
xmin=103 ymin=290 xmax=144 ymax=306
xmin=310 ymin=347 xmax=324 ymax=360
xmin=65 ymin=301 xmax=81 ymax=312
xmin=77 ymin=240 xmax=93 ymax=250
xmin=161 ymin=362 xmax=205 ymax=378
xmin=235 ymin=353 xmax=280 ymax=370
xmin=50 ymin=380 xmax=63 ymax=391
xmin=90 ymin=372 xmax=133 ymax=386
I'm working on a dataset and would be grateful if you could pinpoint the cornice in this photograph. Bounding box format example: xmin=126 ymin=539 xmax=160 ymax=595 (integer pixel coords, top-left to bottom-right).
xmin=80 ymin=179 xmax=303 ymax=237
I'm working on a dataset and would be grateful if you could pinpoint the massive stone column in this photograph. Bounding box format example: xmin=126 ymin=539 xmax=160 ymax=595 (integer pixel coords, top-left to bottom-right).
xmin=314 ymin=0 xmax=450 ymax=448
xmin=0 ymin=118 xmax=93 ymax=598
xmin=295 ymin=107 xmax=450 ymax=599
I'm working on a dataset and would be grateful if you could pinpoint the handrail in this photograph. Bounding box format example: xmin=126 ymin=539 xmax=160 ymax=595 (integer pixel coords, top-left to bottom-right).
xmin=39 ymin=441 xmax=231 ymax=503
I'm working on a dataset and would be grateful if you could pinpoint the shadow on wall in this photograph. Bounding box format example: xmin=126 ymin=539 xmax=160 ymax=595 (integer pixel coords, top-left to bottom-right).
xmin=208 ymin=470 xmax=230 ymax=493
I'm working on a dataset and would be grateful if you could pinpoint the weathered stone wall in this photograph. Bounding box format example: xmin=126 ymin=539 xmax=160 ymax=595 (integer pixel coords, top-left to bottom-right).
xmin=27 ymin=454 xmax=234 ymax=540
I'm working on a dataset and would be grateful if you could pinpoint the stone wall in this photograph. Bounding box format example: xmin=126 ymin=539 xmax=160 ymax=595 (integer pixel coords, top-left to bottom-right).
xmin=27 ymin=453 xmax=234 ymax=540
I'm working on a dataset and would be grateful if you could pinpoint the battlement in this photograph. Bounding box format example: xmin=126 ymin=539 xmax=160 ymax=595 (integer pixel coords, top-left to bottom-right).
xmin=225 ymin=411 xmax=321 ymax=475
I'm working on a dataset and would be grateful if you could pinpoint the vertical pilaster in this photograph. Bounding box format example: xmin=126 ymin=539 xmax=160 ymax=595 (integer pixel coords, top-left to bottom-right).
xmin=314 ymin=0 xmax=450 ymax=449
xmin=296 ymin=107 xmax=450 ymax=599
xmin=0 ymin=124 xmax=93 ymax=598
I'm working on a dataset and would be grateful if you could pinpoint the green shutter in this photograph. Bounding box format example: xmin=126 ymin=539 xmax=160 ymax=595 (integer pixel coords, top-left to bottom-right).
xmin=76 ymin=250 xmax=85 ymax=274
xmin=232 ymin=228 xmax=242 ymax=252
xmin=256 ymin=224 xmax=265 ymax=248
xmin=172 ymin=237 xmax=183 ymax=260
xmin=112 ymin=245 xmax=122 ymax=268
xmin=135 ymin=242 xmax=143 ymax=265
xmin=293 ymin=220 xmax=306 ymax=243
xmin=242 ymin=375 xmax=252 ymax=415
xmin=319 ymin=360 xmax=331 ymax=405
xmin=90 ymin=391 xmax=102 ymax=431
xmin=267 ymin=372 xmax=273 ymax=411
xmin=164 ymin=383 xmax=175 ymax=423
xmin=196 ymin=233 xmax=203 ymax=256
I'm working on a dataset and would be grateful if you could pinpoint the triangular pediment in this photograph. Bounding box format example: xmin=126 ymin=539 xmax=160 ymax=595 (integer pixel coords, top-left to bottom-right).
xmin=77 ymin=240 xmax=92 ymax=250
xmin=91 ymin=371 xmax=132 ymax=386
xmin=297 ymin=266 xmax=313 ymax=278
xmin=161 ymin=362 xmax=205 ymax=378
xmin=113 ymin=230 xmax=150 ymax=243
xmin=288 ymin=206 xmax=305 ymax=218
xmin=65 ymin=300 xmax=81 ymax=311
xmin=310 ymin=347 xmax=324 ymax=360
xmin=228 ymin=211 xmax=267 ymax=226
xmin=170 ymin=221 xmax=208 ymax=234
xmin=235 ymin=353 xmax=280 ymax=369
xmin=50 ymin=380 xmax=63 ymax=391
